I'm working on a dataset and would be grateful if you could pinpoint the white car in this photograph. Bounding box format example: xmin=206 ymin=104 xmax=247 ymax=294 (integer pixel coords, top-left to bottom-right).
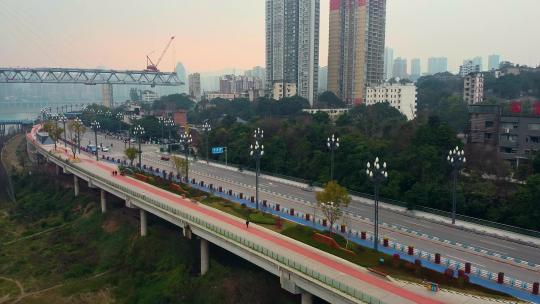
xmin=101 ymin=147 xmax=110 ymax=152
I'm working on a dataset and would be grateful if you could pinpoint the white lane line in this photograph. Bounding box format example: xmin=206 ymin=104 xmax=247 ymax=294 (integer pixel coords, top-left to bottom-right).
xmin=446 ymin=255 xmax=486 ymax=268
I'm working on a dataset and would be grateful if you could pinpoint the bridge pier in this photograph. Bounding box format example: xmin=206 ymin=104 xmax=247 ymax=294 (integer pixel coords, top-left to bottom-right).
xmin=301 ymin=291 xmax=313 ymax=304
xmin=100 ymin=189 xmax=107 ymax=213
xmin=140 ymin=209 xmax=147 ymax=236
xmin=200 ymin=238 xmax=209 ymax=275
xmin=55 ymin=164 xmax=60 ymax=175
xmin=73 ymin=175 xmax=79 ymax=196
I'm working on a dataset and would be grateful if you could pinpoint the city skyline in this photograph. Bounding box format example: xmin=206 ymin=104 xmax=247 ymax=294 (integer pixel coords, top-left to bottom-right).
xmin=0 ymin=0 xmax=539 ymax=74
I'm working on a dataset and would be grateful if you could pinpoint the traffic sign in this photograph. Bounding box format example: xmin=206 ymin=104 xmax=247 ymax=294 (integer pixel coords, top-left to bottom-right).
xmin=212 ymin=147 xmax=225 ymax=154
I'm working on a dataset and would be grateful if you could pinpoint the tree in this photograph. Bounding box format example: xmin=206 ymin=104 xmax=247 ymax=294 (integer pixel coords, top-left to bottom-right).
xmin=316 ymin=91 xmax=345 ymax=109
xmin=315 ymin=181 xmax=351 ymax=233
xmin=124 ymin=148 xmax=138 ymax=166
xmin=153 ymin=94 xmax=195 ymax=111
xmin=42 ymin=121 xmax=55 ymax=134
xmin=68 ymin=120 xmax=86 ymax=159
xmin=171 ymin=156 xmax=187 ymax=179
xmin=49 ymin=125 xmax=63 ymax=151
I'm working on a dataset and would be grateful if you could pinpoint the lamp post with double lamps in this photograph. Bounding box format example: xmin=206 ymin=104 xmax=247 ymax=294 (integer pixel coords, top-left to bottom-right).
xmin=250 ymin=128 xmax=264 ymax=211
xmin=327 ymin=134 xmax=340 ymax=181
xmin=447 ymin=147 xmax=466 ymax=225
xmin=366 ymin=157 xmax=388 ymax=251
xmin=90 ymin=121 xmax=100 ymax=161
xmin=133 ymin=125 xmax=145 ymax=168
xmin=180 ymin=131 xmax=193 ymax=181
xmin=202 ymin=121 xmax=211 ymax=164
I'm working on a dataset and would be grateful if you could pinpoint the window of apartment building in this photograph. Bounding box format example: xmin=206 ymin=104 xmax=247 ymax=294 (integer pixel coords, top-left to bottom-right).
xmin=484 ymin=133 xmax=492 ymax=140
xmin=528 ymin=123 xmax=540 ymax=131
xmin=499 ymin=147 xmax=516 ymax=154
xmin=526 ymin=136 xmax=540 ymax=144
xmin=501 ymin=122 xmax=518 ymax=130
xmin=485 ymin=121 xmax=494 ymax=128
xmin=500 ymin=134 xmax=518 ymax=142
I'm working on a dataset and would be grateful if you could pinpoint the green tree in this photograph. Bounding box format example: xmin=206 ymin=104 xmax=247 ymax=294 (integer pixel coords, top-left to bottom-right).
xmin=316 ymin=91 xmax=345 ymax=109
xmin=49 ymin=125 xmax=63 ymax=151
xmin=124 ymin=148 xmax=138 ymax=166
xmin=153 ymin=94 xmax=195 ymax=111
xmin=171 ymin=155 xmax=188 ymax=178
xmin=68 ymin=120 xmax=86 ymax=159
xmin=315 ymin=181 xmax=351 ymax=233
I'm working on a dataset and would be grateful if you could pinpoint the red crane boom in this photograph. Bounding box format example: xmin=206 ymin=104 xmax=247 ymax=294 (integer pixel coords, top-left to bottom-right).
xmin=146 ymin=36 xmax=175 ymax=72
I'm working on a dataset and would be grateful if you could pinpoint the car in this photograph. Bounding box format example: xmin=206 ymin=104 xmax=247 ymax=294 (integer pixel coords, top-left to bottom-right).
xmin=86 ymin=144 xmax=97 ymax=153
xmin=130 ymin=138 xmax=136 ymax=143
xmin=101 ymin=147 xmax=110 ymax=152
xmin=160 ymin=155 xmax=170 ymax=161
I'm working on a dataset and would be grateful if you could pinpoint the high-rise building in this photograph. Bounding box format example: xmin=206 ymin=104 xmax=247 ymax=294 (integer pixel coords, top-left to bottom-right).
xmin=266 ymin=0 xmax=320 ymax=105
xmin=188 ymin=73 xmax=201 ymax=101
xmin=427 ymin=57 xmax=448 ymax=75
xmin=472 ymin=56 xmax=483 ymax=72
xmin=327 ymin=0 xmax=387 ymax=105
xmin=488 ymin=54 xmax=501 ymax=71
xmin=410 ymin=58 xmax=421 ymax=80
xmin=392 ymin=57 xmax=408 ymax=79
xmin=384 ymin=47 xmax=394 ymax=80
xmin=464 ymin=73 xmax=484 ymax=104
xmin=318 ymin=66 xmax=328 ymax=93
xmin=459 ymin=60 xmax=481 ymax=77
xmin=175 ymin=63 xmax=188 ymax=94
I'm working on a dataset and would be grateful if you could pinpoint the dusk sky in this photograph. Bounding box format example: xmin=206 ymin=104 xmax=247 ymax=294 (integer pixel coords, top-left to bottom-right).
xmin=0 ymin=0 xmax=539 ymax=74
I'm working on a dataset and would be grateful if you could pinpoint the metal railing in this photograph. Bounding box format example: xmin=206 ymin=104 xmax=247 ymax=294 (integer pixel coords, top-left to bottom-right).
xmin=35 ymin=143 xmax=387 ymax=304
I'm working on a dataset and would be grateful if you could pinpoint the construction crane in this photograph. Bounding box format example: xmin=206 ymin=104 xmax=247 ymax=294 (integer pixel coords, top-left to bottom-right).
xmin=145 ymin=36 xmax=175 ymax=72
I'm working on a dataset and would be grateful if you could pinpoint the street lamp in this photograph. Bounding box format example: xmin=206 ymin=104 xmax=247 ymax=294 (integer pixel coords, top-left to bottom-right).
xmin=202 ymin=121 xmax=211 ymax=164
xmin=74 ymin=118 xmax=83 ymax=154
xmin=447 ymin=146 xmax=466 ymax=225
xmin=59 ymin=115 xmax=68 ymax=147
xmin=327 ymin=134 xmax=340 ymax=181
xmin=158 ymin=116 xmax=165 ymax=146
xmin=366 ymin=157 xmax=388 ymax=251
xmin=250 ymin=128 xmax=264 ymax=211
xmin=165 ymin=118 xmax=175 ymax=153
xmin=115 ymin=112 xmax=124 ymax=133
xmin=133 ymin=125 xmax=145 ymax=168
xmin=180 ymin=131 xmax=193 ymax=181
xmin=91 ymin=120 xmax=100 ymax=161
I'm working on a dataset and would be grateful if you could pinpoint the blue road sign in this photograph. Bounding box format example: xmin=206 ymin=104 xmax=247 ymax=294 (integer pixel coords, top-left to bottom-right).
xmin=212 ymin=147 xmax=224 ymax=154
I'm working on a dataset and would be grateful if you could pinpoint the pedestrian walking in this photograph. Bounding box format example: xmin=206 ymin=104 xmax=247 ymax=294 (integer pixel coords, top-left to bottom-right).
xmin=245 ymin=219 xmax=250 ymax=228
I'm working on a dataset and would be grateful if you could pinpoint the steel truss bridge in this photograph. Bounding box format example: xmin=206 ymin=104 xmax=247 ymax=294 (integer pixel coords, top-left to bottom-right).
xmin=0 ymin=67 xmax=182 ymax=86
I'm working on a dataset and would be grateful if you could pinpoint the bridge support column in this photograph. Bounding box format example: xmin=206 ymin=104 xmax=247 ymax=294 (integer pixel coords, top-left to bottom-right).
xmin=100 ymin=189 xmax=107 ymax=213
xmin=73 ymin=175 xmax=79 ymax=196
xmin=301 ymin=291 xmax=313 ymax=304
xmin=140 ymin=209 xmax=147 ymax=236
xmin=200 ymin=238 xmax=209 ymax=275
xmin=55 ymin=164 xmax=60 ymax=175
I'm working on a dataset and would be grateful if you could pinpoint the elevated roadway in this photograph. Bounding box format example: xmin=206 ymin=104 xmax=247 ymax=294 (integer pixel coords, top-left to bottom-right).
xmin=27 ymin=126 xmax=479 ymax=304
xmin=81 ymin=131 xmax=540 ymax=286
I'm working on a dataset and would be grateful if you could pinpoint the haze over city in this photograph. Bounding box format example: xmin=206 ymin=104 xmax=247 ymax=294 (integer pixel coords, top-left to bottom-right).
xmin=0 ymin=0 xmax=539 ymax=73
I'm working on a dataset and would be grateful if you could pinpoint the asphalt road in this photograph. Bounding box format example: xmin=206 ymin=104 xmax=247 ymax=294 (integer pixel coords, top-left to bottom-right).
xmin=81 ymin=131 xmax=540 ymax=284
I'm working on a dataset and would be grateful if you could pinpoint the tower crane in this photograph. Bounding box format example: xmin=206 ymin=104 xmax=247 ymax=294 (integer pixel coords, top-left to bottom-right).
xmin=145 ymin=36 xmax=175 ymax=72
